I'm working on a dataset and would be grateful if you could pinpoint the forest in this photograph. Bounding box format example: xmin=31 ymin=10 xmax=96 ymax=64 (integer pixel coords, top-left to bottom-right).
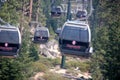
xmin=0 ymin=0 xmax=120 ymax=80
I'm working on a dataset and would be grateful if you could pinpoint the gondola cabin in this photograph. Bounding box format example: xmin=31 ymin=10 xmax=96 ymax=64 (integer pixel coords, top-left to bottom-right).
xmin=58 ymin=20 xmax=93 ymax=57
xmin=76 ymin=10 xmax=87 ymax=19
xmin=51 ymin=6 xmax=62 ymax=17
xmin=0 ymin=25 xmax=21 ymax=57
xmin=33 ymin=27 xmax=50 ymax=44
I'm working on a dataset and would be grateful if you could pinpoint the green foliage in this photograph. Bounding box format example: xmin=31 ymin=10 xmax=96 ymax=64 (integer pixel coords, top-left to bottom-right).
xmin=32 ymin=0 xmax=46 ymax=26
xmin=29 ymin=43 xmax=39 ymax=61
xmin=91 ymin=0 xmax=120 ymax=79
xmin=38 ymin=57 xmax=61 ymax=68
xmin=47 ymin=58 xmax=61 ymax=67
xmin=43 ymin=72 xmax=69 ymax=80
xmin=66 ymin=61 xmax=90 ymax=72
xmin=0 ymin=58 xmax=24 ymax=80
xmin=24 ymin=61 xmax=48 ymax=78
xmin=0 ymin=0 xmax=21 ymax=23
xmin=38 ymin=57 xmax=53 ymax=67
xmin=31 ymin=62 xmax=48 ymax=72
xmin=49 ymin=26 xmax=55 ymax=37
xmin=103 ymin=22 xmax=120 ymax=79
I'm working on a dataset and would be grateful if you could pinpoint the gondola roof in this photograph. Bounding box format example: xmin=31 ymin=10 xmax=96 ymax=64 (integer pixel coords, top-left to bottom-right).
xmin=35 ymin=26 xmax=49 ymax=31
xmin=63 ymin=20 xmax=89 ymax=29
xmin=34 ymin=27 xmax=50 ymax=37
xmin=0 ymin=24 xmax=18 ymax=30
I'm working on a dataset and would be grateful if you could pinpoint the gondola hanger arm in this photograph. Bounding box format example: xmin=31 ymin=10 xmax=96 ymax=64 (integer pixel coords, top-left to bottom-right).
xmin=0 ymin=17 xmax=11 ymax=27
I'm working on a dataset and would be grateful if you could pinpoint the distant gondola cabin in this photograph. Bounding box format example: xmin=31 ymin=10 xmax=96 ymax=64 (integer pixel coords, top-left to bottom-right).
xmin=33 ymin=27 xmax=50 ymax=44
xmin=76 ymin=10 xmax=87 ymax=18
xmin=51 ymin=6 xmax=62 ymax=17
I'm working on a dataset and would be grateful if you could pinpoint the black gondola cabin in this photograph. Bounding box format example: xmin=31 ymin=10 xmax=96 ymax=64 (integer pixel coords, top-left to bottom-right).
xmin=57 ymin=20 xmax=93 ymax=57
xmin=33 ymin=27 xmax=50 ymax=44
xmin=51 ymin=6 xmax=62 ymax=17
xmin=76 ymin=10 xmax=87 ymax=19
xmin=0 ymin=25 xmax=21 ymax=57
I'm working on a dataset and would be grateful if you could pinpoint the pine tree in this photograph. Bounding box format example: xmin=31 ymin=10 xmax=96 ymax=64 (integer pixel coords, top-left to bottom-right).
xmin=0 ymin=58 xmax=24 ymax=80
xmin=102 ymin=1 xmax=120 ymax=79
xmin=91 ymin=0 xmax=120 ymax=79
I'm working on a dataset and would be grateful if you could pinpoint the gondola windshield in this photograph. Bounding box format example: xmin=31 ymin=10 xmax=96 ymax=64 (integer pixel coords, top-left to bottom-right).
xmin=61 ymin=25 xmax=89 ymax=42
xmin=35 ymin=30 xmax=49 ymax=37
xmin=0 ymin=30 xmax=19 ymax=43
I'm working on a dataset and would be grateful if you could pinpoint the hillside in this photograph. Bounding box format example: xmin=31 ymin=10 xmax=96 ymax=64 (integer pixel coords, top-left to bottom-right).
xmin=0 ymin=0 xmax=120 ymax=80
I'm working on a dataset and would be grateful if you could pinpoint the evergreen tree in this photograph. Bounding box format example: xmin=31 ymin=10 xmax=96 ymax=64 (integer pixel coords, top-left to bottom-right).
xmin=0 ymin=58 xmax=24 ymax=80
xmin=29 ymin=43 xmax=39 ymax=61
xmin=91 ymin=0 xmax=120 ymax=79
xmin=102 ymin=1 xmax=120 ymax=79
